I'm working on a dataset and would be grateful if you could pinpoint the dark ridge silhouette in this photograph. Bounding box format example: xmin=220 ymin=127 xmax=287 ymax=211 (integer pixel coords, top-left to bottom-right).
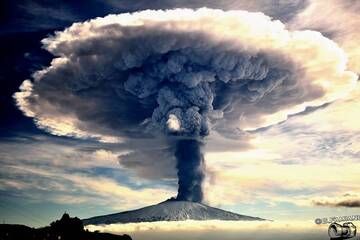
xmin=0 ymin=213 xmax=132 ymax=240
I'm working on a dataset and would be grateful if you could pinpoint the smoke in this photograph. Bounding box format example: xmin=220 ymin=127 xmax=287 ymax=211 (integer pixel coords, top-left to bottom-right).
xmin=314 ymin=199 xmax=360 ymax=208
xmin=175 ymin=139 xmax=205 ymax=202
xmin=312 ymin=193 xmax=360 ymax=208
xmin=14 ymin=8 xmax=357 ymax=202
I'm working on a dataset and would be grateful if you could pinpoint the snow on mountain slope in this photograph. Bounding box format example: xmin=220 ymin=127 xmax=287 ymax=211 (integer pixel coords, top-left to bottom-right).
xmin=82 ymin=200 xmax=264 ymax=225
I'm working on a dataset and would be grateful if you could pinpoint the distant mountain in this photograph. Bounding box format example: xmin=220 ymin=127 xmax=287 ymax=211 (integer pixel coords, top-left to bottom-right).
xmin=83 ymin=200 xmax=264 ymax=225
xmin=0 ymin=213 xmax=132 ymax=240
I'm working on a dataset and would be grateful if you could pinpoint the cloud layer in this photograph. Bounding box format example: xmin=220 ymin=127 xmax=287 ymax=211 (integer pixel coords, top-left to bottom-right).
xmin=86 ymin=220 xmax=327 ymax=240
xmin=0 ymin=135 xmax=175 ymax=212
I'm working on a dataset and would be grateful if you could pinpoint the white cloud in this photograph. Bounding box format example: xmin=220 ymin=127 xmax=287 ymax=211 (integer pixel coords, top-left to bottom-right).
xmin=167 ymin=114 xmax=181 ymax=132
xmin=290 ymin=0 xmax=360 ymax=73
xmin=86 ymin=220 xmax=327 ymax=240
xmin=0 ymin=163 xmax=174 ymax=210
xmin=0 ymin=137 xmax=175 ymax=210
xmin=204 ymin=154 xmax=360 ymax=207
xmin=202 ymin=85 xmax=360 ymax=207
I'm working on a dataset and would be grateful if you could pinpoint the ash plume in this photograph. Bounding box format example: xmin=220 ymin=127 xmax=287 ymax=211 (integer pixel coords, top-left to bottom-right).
xmin=175 ymin=139 xmax=205 ymax=202
xmin=14 ymin=8 xmax=357 ymax=203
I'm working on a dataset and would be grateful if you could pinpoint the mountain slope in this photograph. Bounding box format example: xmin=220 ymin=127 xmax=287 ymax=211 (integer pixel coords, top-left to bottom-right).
xmin=83 ymin=200 xmax=264 ymax=225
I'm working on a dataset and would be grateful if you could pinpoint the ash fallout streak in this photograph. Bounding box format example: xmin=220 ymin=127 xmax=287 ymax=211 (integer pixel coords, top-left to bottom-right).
xmin=14 ymin=9 xmax=357 ymax=203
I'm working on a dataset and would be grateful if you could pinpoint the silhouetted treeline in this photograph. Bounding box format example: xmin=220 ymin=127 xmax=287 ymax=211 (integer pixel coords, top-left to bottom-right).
xmin=0 ymin=213 xmax=132 ymax=240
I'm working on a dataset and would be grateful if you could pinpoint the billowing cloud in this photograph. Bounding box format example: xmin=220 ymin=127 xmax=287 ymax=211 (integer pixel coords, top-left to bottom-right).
xmin=14 ymin=8 xmax=357 ymax=141
xmin=291 ymin=0 xmax=360 ymax=73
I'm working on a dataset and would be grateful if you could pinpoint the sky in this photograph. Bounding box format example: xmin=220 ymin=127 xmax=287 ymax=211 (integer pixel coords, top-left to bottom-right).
xmin=0 ymin=0 xmax=359 ymax=233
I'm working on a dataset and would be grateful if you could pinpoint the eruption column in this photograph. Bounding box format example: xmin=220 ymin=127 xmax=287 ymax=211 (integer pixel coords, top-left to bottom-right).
xmin=175 ymin=139 xmax=205 ymax=202
xmin=13 ymin=8 xmax=358 ymax=205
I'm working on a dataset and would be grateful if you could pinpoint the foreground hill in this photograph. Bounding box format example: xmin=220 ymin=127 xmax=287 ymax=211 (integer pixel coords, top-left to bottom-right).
xmin=0 ymin=213 xmax=131 ymax=240
xmin=83 ymin=200 xmax=264 ymax=225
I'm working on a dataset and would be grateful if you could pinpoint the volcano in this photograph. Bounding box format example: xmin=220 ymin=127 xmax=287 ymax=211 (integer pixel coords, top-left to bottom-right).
xmin=82 ymin=200 xmax=264 ymax=225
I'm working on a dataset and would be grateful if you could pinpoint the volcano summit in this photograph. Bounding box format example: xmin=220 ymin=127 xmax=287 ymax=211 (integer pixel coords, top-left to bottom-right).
xmin=82 ymin=200 xmax=264 ymax=225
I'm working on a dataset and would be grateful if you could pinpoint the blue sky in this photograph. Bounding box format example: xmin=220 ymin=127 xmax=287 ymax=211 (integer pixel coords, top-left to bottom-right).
xmin=0 ymin=0 xmax=359 ymax=228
